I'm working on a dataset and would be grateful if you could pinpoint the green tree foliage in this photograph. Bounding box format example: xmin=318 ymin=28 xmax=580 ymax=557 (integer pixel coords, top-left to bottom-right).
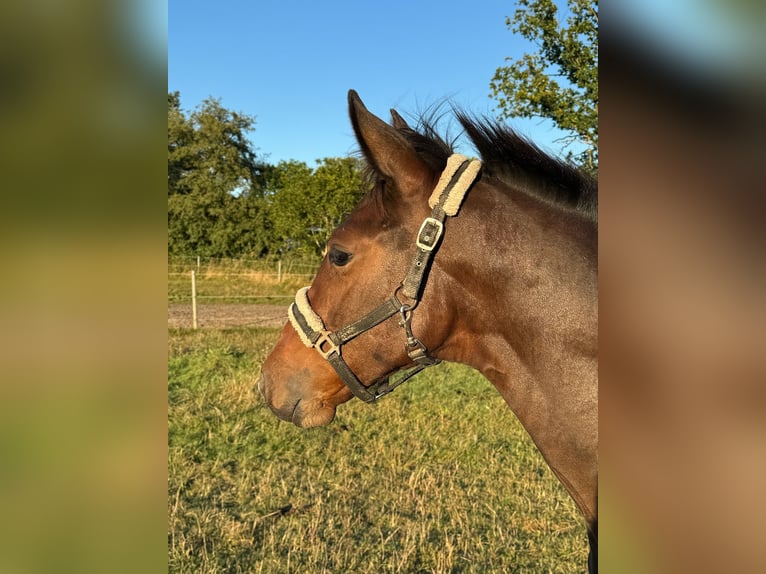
xmin=490 ymin=0 xmax=598 ymax=170
xmin=268 ymin=157 xmax=367 ymax=257
xmin=167 ymin=92 xmax=367 ymax=259
xmin=168 ymin=93 xmax=270 ymax=257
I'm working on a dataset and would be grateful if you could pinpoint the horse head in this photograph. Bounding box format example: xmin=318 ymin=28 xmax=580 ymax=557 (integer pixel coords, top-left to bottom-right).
xmin=258 ymin=90 xmax=469 ymax=427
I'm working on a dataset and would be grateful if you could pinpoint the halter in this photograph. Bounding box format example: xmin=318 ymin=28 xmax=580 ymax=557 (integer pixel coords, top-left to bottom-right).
xmin=288 ymin=154 xmax=482 ymax=402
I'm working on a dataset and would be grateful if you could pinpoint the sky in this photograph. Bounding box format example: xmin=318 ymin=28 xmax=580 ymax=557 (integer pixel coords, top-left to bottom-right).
xmin=168 ymin=0 xmax=582 ymax=166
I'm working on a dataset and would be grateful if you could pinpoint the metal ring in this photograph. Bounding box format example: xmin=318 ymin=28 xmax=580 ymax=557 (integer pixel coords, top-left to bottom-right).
xmin=393 ymin=284 xmax=418 ymax=313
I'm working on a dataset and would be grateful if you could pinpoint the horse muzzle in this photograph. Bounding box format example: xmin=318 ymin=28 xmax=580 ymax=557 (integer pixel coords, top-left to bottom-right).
xmin=256 ymin=369 xmax=342 ymax=428
xmin=256 ymin=371 xmax=295 ymax=422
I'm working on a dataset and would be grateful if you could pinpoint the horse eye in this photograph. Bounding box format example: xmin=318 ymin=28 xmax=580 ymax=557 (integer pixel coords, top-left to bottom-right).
xmin=329 ymin=246 xmax=352 ymax=267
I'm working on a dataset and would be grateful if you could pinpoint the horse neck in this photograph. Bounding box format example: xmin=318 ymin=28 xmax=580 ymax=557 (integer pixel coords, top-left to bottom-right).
xmin=433 ymin=178 xmax=598 ymax=523
xmin=436 ymin=178 xmax=597 ymax=368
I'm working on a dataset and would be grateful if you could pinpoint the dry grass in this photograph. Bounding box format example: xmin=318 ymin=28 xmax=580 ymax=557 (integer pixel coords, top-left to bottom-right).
xmin=168 ymin=258 xmax=319 ymax=303
xmin=168 ymin=327 xmax=588 ymax=573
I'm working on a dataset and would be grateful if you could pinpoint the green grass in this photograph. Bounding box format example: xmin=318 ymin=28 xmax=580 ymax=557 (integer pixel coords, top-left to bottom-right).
xmin=168 ymin=327 xmax=588 ymax=573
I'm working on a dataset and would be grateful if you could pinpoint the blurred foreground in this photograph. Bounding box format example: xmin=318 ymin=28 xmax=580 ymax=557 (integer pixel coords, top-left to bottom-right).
xmin=1 ymin=0 xmax=765 ymax=572
xmin=600 ymin=1 xmax=766 ymax=572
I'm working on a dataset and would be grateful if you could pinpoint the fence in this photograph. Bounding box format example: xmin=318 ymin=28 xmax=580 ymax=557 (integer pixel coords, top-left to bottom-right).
xmin=168 ymin=256 xmax=320 ymax=329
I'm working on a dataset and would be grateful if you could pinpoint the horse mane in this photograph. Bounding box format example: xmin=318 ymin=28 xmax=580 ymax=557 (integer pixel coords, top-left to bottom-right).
xmin=369 ymin=109 xmax=597 ymax=222
xmin=455 ymin=114 xmax=598 ymax=221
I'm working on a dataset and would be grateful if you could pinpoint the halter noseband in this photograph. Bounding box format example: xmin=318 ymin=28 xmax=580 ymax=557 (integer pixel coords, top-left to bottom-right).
xmin=288 ymin=154 xmax=482 ymax=402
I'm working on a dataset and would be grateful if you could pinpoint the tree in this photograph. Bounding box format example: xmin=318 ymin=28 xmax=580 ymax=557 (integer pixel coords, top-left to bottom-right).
xmin=268 ymin=157 xmax=366 ymax=257
xmin=490 ymin=0 xmax=598 ymax=170
xmin=167 ymin=94 xmax=369 ymax=259
xmin=168 ymin=93 xmax=270 ymax=257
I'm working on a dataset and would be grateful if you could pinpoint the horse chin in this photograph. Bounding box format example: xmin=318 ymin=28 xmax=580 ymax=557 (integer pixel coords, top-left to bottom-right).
xmin=291 ymin=400 xmax=337 ymax=428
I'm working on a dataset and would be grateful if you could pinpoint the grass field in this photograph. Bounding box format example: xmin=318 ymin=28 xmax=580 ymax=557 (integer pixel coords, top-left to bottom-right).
xmin=168 ymin=257 xmax=319 ymax=304
xmin=168 ymin=326 xmax=588 ymax=573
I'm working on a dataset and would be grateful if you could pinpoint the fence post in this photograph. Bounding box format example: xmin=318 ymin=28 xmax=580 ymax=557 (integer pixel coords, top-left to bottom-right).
xmin=277 ymin=260 xmax=282 ymax=283
xmin=196 ymin=255 xmax=200 ymax=271
xmin=191 ymin=270 xmax=198 ymax=330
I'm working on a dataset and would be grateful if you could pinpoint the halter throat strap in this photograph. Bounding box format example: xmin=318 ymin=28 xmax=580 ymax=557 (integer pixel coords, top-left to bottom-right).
xmin=288 ymin=153 xmax=482 ymax=402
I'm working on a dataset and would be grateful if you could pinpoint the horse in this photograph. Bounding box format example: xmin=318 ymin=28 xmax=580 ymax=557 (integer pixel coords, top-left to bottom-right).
xmin=258 ymin=90 xmax=598 ymax=572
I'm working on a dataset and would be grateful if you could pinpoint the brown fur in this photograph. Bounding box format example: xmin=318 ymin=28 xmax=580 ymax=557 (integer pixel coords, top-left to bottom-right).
xmin=258 ymin=90 xmax=598 ymax=570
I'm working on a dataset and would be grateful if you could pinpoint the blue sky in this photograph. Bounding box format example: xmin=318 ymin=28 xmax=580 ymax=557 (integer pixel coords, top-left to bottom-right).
xmin=169 ymin=0 xmax=581 ymax=165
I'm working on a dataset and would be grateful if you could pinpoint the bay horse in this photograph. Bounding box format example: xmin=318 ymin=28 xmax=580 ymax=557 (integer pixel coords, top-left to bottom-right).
xmin=258 ymin=90 xmax=598 ymax=572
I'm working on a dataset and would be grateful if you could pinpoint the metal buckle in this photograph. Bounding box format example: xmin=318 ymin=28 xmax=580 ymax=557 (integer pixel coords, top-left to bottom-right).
xmin=314 ymin=331 xmax=340 ymax=359
xmin=416 ymin=217 xmax=443 ymax=251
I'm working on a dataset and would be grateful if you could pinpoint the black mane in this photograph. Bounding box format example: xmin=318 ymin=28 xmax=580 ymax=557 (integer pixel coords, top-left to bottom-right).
xmin=389 ymin=111 xmax=597 ymax=221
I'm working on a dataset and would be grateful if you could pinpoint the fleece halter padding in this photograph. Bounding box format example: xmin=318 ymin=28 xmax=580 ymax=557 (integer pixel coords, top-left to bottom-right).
xmin=428 ymin=153 xmax=482 ymax=216
xmin=288 ymin=286 xmax=324 ymax=348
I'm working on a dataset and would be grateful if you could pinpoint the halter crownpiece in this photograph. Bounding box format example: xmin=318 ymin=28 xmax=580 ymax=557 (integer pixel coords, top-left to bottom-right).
xmin=288 ymin=153 xmax=482 ymax=402
xmin=428 ymin=153 xmax=482 ymax=216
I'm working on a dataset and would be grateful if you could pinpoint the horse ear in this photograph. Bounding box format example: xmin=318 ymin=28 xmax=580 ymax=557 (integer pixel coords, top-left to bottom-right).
xmin=348 ymin=90 xmax=432 ymax=198
xmin=390 ymin=108 xmax=409 ymax=130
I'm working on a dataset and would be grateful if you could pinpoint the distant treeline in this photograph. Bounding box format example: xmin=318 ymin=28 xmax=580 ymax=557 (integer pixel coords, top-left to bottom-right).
xmin=168 ymin=92 xmax=366 ymax=259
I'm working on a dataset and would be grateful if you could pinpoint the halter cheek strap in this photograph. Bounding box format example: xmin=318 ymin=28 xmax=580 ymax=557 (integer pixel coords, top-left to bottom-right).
xmin=288 ymin=154 xmax=482 ymax=402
